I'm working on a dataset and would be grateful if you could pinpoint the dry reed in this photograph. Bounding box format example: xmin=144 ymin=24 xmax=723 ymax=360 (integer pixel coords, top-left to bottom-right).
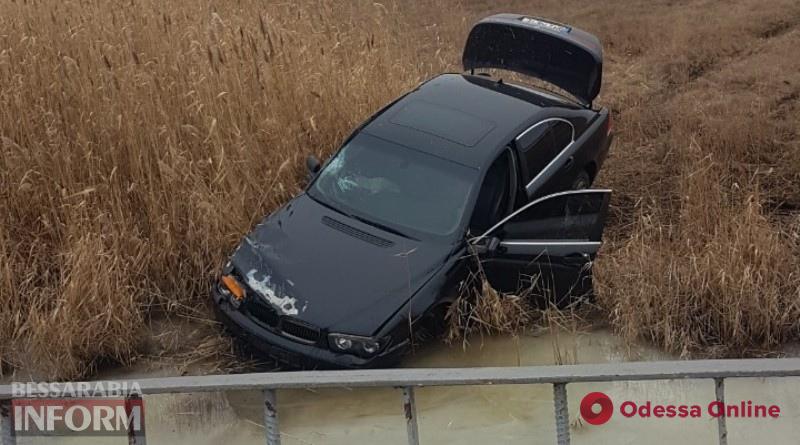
xmin=2 ymin=0 xmax=800 ymax=378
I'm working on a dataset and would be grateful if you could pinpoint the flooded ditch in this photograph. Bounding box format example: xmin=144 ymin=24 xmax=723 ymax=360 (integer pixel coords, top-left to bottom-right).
xmin=13 ymin=328 xmax=800 ymax=444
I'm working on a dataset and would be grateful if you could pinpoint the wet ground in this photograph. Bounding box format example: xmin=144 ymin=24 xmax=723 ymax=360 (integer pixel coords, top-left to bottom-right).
xmin=14 ymin=328 xmax=800 ymax=444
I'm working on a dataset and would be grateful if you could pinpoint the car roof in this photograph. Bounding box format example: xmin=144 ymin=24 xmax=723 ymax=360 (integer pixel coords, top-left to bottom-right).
xmin=361 ymin=73 xmax=582 ymax=170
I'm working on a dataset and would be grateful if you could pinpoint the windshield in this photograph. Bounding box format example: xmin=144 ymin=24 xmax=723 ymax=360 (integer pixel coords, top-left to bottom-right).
xmin=309 ymin=134 xmax=477 ymax=239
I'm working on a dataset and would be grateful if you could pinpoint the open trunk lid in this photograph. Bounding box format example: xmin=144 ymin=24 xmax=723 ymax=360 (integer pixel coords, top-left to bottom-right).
xmin=463 ymin=14 xmax=603 ymax=106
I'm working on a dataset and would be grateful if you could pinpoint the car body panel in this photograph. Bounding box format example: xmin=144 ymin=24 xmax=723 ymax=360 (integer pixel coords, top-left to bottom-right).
xmin=463 ymin=14 xmax=603 ymax=105
xmin=363 ymin=73 xmax=544 ymax=170
xmin=227 ymin=194 xmax=454 ymax=336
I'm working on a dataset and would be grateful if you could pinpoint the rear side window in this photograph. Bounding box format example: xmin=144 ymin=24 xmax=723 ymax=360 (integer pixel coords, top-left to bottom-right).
xmin=551 ymin=121 xmax=573 ymax=151
xmin=518 ymin=121 xmax=574 ymax=182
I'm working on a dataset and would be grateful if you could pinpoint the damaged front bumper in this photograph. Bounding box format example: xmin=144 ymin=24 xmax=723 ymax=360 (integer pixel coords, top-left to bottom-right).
xmin=211 ymin=286 xmax=410 ymax=369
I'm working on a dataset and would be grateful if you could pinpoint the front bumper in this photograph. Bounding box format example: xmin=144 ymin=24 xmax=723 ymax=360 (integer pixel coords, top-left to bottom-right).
xmin=211 ymin=287 xmax=409 ymax=369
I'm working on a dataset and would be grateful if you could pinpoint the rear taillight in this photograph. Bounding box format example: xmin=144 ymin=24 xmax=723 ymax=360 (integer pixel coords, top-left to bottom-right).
xmin=606 ymin=114 xmax=613 ymax=136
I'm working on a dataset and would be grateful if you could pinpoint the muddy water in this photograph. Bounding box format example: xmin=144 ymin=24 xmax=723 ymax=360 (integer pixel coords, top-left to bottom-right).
xmin=16 ymin=329 xmax=800 ymax=444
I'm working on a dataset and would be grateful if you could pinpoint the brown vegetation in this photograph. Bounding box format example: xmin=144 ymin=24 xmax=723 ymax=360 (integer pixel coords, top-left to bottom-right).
xmin=1 ymin=0 xmax=799 ymax=378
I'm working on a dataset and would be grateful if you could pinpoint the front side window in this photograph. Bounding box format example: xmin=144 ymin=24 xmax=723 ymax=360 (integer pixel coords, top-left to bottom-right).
xmin=309 ymin=134 xmax=478 ymax=238
xmin=495 ymin=191 xmax=608 ymax=241
xmin=469 ymin=150 xmax=514 ymax=234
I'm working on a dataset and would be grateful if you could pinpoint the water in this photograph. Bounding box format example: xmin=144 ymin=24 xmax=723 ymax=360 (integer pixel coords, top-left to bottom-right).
xmin=13 ymin=329 xmax=800 ymax=444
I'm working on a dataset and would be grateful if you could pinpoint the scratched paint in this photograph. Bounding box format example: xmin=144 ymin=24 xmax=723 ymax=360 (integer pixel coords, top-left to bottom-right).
xmin=245 ymin=269 xmax=301 ymax=315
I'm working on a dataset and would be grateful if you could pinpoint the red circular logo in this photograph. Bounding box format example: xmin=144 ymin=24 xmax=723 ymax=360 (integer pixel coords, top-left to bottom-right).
xmin=580 ymin=392 xmax=614 ymax=425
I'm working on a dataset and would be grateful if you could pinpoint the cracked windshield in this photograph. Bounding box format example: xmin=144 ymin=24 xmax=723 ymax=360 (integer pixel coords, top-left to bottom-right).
xmin=310 ymin=133 xmax=477 ymax=238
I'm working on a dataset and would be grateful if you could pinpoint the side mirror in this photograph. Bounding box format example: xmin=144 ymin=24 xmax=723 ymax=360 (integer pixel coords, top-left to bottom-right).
xmin=471 ymin=236 xmax=501 ymax=256
xmin=306 ymin=155 xmax=321 ymax=175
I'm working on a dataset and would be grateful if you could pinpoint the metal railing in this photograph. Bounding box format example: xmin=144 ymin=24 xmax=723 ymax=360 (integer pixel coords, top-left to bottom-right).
xmin=3 ymin=358 xmax=800 ymax=445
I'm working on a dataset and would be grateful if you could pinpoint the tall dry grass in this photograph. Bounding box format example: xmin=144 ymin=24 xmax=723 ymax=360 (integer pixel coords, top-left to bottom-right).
xmin=590 ymin=0 xmax=800 ymax=356
xmin=1 ymin=0 xmax=800 ymax=378
xmin=0 ymin=0 xmax=460 ymax=378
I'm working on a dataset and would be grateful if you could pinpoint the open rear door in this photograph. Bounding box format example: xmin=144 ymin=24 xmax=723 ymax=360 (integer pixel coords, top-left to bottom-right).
xmin=473 ymin=189 xmax=611 ymax=306
xmin=463 ymin=14 xmax=603 ymax=106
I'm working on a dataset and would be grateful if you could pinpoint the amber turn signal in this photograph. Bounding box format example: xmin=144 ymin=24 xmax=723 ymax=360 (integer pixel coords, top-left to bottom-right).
xmin=221 ymin=275 xmax=245 ymax=300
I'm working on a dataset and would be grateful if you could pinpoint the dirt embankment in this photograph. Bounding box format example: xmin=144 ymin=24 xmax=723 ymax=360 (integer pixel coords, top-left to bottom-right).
xmin=1 ymin=0 xmax=799 ymax=379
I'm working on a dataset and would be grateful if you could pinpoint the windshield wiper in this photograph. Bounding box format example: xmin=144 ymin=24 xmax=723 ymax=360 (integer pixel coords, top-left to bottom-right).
xmin=349 ymin=214 xmax=415 ymax=240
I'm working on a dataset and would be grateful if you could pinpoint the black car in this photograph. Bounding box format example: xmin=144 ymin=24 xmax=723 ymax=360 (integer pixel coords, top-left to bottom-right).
xmin=212 ymin=14 xmax=614 ymax=368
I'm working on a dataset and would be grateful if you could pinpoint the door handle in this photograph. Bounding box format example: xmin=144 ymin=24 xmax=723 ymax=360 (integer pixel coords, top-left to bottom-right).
xmin=563 ymin=252 xmax=589 ymax=265
xmin=562 ymin=156 xmax=575 ymax=170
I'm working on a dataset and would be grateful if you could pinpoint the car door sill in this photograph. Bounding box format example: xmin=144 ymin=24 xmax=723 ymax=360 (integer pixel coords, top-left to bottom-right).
xmin=500 ymin=240 xmax=601 ymax=247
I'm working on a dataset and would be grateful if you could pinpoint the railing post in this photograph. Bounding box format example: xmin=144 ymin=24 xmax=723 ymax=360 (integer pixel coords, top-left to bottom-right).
xmin=714 ymin=378 xmax=728 ymax=445
xmin=263 ymin=389 xmax=281 ymax=445
xmin=553 ymin=383 xmax=570 ymax=445
xmin=402 ymin=387 xmax=420 ymax=445
xmin=0 ymin=399 xmax=15 ymax=445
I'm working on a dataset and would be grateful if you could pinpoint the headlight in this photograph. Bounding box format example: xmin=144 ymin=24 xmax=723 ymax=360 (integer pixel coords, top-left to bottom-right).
xmin=328 ymin=333 xmax=386 ymax=358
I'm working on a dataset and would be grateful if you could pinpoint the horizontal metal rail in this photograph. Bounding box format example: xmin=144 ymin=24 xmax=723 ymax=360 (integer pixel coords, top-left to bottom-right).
xmin=4 ymin=358 xmax=799 ymax=397
xmin=2 ymin=358 xmax=800 ymax=445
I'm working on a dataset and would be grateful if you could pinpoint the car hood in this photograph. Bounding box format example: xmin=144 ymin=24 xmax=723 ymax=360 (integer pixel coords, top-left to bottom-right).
xmin=228 ymin=194 xmax=454 ymax=335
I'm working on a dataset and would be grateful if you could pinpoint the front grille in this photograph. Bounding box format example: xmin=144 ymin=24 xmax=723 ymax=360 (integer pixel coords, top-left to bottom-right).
xmin=280 ymin=317 xmax=321 ymax=344
xmin=247 ymin=301 xmax=279 ymax=327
